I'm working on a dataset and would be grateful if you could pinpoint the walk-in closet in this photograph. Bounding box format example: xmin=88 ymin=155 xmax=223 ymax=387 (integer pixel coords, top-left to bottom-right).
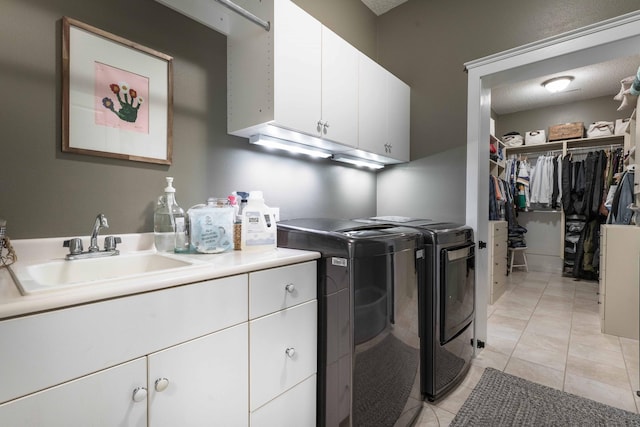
xmin=488 ymin=61 xmax=640 ymax=341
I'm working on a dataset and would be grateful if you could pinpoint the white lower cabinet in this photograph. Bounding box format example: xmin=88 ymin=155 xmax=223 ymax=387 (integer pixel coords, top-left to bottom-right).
xmin=249 ymin=261 xmax=318 ymax=426
xmin=0 ymin=358 xmax=148 ymax=427
xmin=250 ymin=374 xmax=317 ymax=427
xmin=0 ymin=260 xmax=318 ymax=426
xmin=148 ymin=323 xmax=248 ymax=427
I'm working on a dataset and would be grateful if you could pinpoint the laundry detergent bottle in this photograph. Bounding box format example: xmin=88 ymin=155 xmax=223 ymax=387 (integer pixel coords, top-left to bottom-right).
xmin=240 ymin=191 xmax=277 ymax=251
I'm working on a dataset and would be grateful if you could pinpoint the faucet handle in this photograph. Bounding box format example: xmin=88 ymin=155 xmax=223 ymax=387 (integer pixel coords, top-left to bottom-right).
xmin=104 ymin=236 xmax=122 ymax=252
xmin=63 ymin=238 xmax=83 ymax=255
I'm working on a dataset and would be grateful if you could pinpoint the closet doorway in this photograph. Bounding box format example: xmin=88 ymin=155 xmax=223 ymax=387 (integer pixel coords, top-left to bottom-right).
xmin=465 ymin=11 xmax=640 ymax=347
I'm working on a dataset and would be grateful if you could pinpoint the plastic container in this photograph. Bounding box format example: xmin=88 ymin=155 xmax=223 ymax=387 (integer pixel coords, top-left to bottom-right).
xmin=154 ymin=177 xmax=188 ymax=253
xmin=187 ymin=198 xmax=235 ymax=253
xmin=240 ymin=191 xmax=277 ymax=251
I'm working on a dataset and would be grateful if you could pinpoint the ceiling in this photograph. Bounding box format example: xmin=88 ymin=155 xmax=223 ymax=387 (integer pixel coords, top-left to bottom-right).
xmin=491 ymin=54 xmax=640 ymax=115
xmin=361 ymin=0 xmax=408 ymax=16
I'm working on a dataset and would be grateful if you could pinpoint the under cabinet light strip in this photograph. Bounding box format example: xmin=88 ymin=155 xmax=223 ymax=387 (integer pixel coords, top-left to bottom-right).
xmin=249 ymin=135 xmax=332 ymax=159
xmin=331 ymin=154 xmax=384 ymax=170
xmin=214 ymin=0 xmax=270 ymax=31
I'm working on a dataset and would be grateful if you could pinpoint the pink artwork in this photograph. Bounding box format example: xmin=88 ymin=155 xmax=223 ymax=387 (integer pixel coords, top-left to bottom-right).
xmin=94 ymin=62 xmax=149 ymax=134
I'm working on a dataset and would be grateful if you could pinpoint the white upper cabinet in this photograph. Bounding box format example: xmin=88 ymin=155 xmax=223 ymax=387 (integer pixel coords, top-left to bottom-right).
xmin=226 ymin=0 xmax=409 ymax=162
xmin=272 ymin=0 xmax=322 ymax=137
xmin=357 ymin=53 xmax=410 ymax=162
xmin=320 ymin=26 xmax=359 ymax=147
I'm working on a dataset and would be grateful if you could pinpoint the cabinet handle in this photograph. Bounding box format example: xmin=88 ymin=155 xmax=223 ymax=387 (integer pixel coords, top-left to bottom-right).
xmin=323 ymin=122 xmax=330 ymax=133
xmin=317 ymin=120 xmax=324 ymax=131
xmin=285 ymin=283 xmax=295 ymax=293
xmin=285 ymin=347 xmax=296 ymax=358
xmin=132 ymin=387 xmax=147 ymax=403
xmin=154 ymin=377 xmax=170 ymax=392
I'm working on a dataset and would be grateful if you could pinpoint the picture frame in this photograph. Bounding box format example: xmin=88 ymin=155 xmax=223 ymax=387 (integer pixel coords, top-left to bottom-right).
xmin=62 ymin=17 xmax=173 ymax=165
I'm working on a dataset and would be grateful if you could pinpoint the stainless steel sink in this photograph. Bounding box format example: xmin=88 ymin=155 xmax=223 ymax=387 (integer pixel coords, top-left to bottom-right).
xmin=9 ymin=252 xmax=200 ymax=295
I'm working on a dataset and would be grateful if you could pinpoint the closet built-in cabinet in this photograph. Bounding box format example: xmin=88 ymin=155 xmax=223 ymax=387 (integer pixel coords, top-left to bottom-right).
xmin=488 ymin=220 xmax=508 ymax=304
xmin=226 ymin=0 xmax=410 ymax=163
xmin=489 ymin=135 xmax=508 ymax=304
xmin=0 ymin=261 xmax=318 ymax=426
xmin=599 ymin=225 xmax=640 ymax=340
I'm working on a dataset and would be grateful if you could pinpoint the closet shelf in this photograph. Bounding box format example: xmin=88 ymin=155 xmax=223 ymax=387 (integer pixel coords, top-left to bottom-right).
xmin=504 ymin=134 xmax=624 ymax=155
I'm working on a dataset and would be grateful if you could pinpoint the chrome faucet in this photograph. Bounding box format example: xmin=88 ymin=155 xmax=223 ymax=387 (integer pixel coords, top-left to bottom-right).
xmin=89 ymin=213 xmax=109 ymax=252
xmin=63 ymin=213 xmax=121 ymax=260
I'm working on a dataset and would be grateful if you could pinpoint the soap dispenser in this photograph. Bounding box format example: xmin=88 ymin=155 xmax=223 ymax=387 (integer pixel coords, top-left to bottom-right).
xmin=154 ymin=177 xmax=188 ymax=253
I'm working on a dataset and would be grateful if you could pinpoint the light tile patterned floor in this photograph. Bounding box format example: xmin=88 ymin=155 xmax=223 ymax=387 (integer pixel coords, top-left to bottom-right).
xmin=416 ymin=270 xmax=640 ymax=426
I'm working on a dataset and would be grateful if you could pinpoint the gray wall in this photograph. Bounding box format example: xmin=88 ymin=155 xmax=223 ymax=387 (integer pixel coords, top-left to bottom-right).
xmin=1 ymin=0 xmax=377 ymax=239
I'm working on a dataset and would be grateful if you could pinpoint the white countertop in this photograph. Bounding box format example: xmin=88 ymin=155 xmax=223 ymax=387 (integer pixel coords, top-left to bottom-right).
xmin=0 ymin=233 xmax=319 ymax=320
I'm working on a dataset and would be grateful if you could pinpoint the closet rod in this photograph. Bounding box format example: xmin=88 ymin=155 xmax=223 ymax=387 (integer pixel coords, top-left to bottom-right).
xmin=214 ymin=0 xmax=271 ymax=31
xmin=566 ymin=143 xmax=623 ymax=153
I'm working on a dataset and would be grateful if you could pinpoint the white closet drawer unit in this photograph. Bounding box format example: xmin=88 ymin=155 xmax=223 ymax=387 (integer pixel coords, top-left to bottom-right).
xmin=489 ymin=221 xmax=508 ymax=304
xmin=249 ymin=300 xmax=318 ymax=411
xmin=249 ymin=261 xmax=317 ymax=319
xmin=250 ymin=374 xmax=316 ymax=427
xmin=599 ymin=225 xmax=640 ymax=339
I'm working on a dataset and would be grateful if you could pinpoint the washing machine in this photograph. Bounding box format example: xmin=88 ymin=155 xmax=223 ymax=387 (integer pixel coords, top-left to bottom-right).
xmin=277 ymin=218 xmax=424 ymax=427
xmin=355 ymin=216 xmax=475 ymax=401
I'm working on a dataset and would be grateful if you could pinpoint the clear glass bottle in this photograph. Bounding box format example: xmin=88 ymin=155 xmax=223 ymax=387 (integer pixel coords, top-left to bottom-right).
xmin=154 ymin=177 xmax=188 ymax=253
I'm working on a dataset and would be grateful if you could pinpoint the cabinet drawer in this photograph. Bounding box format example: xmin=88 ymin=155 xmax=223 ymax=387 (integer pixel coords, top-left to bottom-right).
xmin=250 ymin=300 xmax=317 ymax=410
xmin=0 ymin=275 xmax=248 ymax=404
xmin=250 ymin=261 xmax=317 ymax=319
xmin=491 ymin=221 xmax=508 ymax=235
xmin=250 ymin=374 xmax=316 ymax=427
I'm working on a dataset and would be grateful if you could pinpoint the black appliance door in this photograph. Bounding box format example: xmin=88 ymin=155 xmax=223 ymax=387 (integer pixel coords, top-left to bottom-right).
xmin=352 ymin=246 xmax=423 ymax=427
xmin=440 ymin=243 xmax=475 ymax=344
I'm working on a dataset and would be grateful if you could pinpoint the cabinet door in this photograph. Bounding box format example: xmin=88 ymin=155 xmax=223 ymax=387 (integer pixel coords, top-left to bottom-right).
xmin=148 ymin=323 xmax=248 ymax=427
xmin=273 ymin=0 xmax=321 ymax=136
xmin=386 ymin=72 xmax=410 ymax=161
xmin=0 ymin=358 xmax=147 ymax=427
xmin=358 ymin=53 xmax=388 ymax=156
xmin=321 ymin=26 xmax=358 ymax=147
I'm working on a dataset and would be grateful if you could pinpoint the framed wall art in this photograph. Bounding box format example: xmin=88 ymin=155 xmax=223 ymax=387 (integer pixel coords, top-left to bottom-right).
xmin=62 ymin=17 xmax=173 ymax=165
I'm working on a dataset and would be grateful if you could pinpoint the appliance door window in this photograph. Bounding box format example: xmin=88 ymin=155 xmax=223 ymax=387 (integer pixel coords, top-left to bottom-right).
xmin=440 ymin=244 xmax=475 ymax=344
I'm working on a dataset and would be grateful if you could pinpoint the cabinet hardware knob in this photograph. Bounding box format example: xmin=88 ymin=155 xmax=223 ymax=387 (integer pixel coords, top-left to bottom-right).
xmin=132 ymin=387 xmax=147 ymax=403
xmin=285 ymin=347 xmax=296 ymax=358
xmin=155 ymin=377 xmax=170 ymax=392
xmin=285 ymin=283 xmax=295 ymax=293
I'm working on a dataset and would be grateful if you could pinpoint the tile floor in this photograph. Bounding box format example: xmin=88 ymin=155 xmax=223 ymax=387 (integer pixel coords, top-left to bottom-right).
xmin=416 ymin=269 xmax=640 ymax=426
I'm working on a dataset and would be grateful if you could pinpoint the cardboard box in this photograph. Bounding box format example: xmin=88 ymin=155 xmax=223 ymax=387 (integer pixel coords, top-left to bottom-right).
xmin=548 ymin=122 xmax=584 ymax=141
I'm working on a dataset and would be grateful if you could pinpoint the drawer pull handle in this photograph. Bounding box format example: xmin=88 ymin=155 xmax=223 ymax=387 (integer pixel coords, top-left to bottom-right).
xmin=155 ymin=377 xmax=170 ymax=392
xmin=285 ymin=283 xmax=295 ymax=293
xmin=285 ymin=347 xmax=296 ymax=358
xmin=132 ymin=387 xmax=147 ymax=403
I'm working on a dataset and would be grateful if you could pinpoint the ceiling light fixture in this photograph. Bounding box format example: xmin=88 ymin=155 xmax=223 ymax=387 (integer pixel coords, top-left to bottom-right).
xmin=249 ymin=135 xmax=332 ymax=159
xmin=331 ymin=154 xmax=384 ymax=170
xmin=542 ymin=76 xmax=574 ymax=93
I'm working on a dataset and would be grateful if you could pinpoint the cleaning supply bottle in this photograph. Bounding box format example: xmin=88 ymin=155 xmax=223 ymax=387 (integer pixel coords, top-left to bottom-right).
xmin=241 ymin=191 xmax=277 ymax=251
xmin=234 ymin=191 xmax=249 ymax=250
xmin=154 ymin=177 xmax=188 ymax=253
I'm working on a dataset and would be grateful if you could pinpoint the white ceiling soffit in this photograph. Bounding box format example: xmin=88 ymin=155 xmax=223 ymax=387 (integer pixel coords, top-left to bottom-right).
xmin=492 ymin=54 xmax=640 ymax=115
xmin=361 ymin=0 xmax=408 ymax=15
